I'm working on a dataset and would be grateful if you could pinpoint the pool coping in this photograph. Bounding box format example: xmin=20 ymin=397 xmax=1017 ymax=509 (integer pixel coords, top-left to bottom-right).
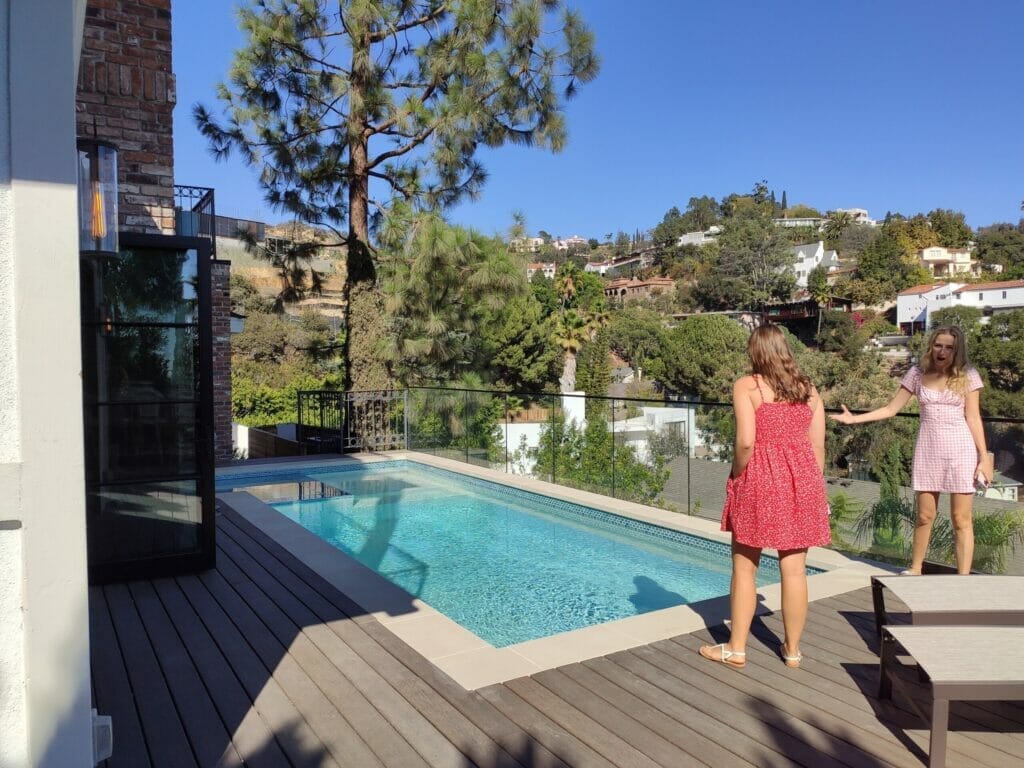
xmin=218 ymin=452 xmax=893 ymax=689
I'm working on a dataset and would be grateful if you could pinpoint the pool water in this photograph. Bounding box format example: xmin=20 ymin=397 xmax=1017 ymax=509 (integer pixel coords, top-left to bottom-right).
xmin=220 ymin=462 xmax=792 ymax=647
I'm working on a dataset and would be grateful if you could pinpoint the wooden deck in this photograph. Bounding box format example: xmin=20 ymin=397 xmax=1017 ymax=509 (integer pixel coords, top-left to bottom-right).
xmin=90 ymin=505 xmax=1024 ymax=768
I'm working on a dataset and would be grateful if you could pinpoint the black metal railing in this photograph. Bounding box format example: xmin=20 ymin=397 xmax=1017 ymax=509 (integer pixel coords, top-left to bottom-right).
xmin=297 ymin=390 xmax=405 ymax=453
xmin=174 ymin=185 xmax=216 ymax=259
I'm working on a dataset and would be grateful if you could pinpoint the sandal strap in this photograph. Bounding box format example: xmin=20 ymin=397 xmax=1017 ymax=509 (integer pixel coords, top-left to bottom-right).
xmin=716 ymin=644 xmax=745 ymax=658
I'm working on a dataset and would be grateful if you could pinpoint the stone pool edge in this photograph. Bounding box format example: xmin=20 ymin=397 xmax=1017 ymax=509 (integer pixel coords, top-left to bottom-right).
xmin=218 ymin=452 xmax=892 ymax=689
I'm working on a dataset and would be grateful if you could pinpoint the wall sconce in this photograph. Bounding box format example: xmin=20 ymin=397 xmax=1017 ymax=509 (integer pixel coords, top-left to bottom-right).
xmin=77 ymin=139 xmax=119 ymax=256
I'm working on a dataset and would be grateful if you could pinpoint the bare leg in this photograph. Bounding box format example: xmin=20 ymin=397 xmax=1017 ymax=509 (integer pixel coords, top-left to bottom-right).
xmin=724 ymin=539 xmax=762 ymax=652
xmin=949 ymin=493 xmax=975 ymax=574
xmin=778 ymin=548 xmax=809 ymax=658
xmin=908 ymin=491 xmax=939 ymax=573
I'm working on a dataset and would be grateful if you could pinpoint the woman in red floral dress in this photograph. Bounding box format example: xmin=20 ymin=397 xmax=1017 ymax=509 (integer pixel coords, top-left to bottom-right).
xmin=699 ymin=325 xmax=830 ymax=669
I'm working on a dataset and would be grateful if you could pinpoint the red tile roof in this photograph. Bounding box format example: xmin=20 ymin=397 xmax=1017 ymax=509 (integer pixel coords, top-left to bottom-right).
xmin=898 ymin=283 xmax=951 ymax=296
xmin=952 ymin=280 xmax=1024 ymax=293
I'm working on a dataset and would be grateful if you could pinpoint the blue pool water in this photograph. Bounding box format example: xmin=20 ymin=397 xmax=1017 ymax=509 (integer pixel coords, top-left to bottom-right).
xmin=219 ymin=461 xmax=809 ymax=647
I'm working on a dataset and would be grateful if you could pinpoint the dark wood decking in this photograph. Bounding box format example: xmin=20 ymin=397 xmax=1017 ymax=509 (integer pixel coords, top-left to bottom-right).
xmin=90 ymin=505 xmax=1024 ymax=768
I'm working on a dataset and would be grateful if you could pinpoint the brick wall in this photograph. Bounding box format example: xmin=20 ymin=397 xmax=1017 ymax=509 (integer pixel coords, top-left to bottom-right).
xmin=211 ymin=261 xmax=233 ymax=464
xmin=76 ymin=0 xmax=175 ymax=234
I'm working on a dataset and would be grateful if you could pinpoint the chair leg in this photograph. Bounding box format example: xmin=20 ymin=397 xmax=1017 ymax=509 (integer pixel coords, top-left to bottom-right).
xmin=878 ymin=629 xmax=896 ymax=700
xmin=871 ymin=578 xmax=887 ymax=643
xmin=929 ymin=697 xmax=949 ymax=768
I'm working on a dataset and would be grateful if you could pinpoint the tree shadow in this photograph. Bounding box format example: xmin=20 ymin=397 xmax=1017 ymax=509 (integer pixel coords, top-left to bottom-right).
xmin=626 ymin=575 xmax=685 ymax=613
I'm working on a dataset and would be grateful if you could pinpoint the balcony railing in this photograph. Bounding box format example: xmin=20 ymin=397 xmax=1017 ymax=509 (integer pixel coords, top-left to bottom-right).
xmin=294 ymin=387 xmax=1024 ymax=575
xmin=174 ymin=184 xmax=216 ymax=259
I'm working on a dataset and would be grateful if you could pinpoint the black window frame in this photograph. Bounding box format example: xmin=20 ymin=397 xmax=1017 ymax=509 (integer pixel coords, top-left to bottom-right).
xmin=82 ymin=231 xmax=215 ymax=583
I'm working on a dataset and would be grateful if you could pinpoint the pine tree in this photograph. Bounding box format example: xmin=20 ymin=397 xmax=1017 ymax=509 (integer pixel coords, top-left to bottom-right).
xmin=197 ymin=1 xmax=599 ymax=390
xmin=781 ymin=189 xmax=788 ymax=213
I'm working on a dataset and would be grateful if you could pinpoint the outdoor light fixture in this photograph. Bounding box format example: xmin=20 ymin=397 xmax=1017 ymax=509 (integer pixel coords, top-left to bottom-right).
xmin=77 ymin=139 xmax=119 ymax=256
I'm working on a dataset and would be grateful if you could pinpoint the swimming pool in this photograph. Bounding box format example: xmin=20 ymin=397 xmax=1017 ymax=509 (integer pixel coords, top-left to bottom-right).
xmin=219 ymin=461 xmax=810 ymax=647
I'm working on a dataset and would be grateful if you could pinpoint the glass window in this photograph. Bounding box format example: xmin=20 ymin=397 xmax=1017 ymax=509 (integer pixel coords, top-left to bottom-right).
xmin=84 ymin=402 xmax=199 ymax=484
xmin=81 ymin=326 xmax=199 ymax=403
xmin=86 ymin=479 xmax=202 ymax=564
xmin=86 ymin=247 xmax=200 ymax=324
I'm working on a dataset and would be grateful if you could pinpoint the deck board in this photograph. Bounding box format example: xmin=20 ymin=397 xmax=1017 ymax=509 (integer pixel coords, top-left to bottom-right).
xmin=126 ymin=580 xmax=244 ymax=768
xmin=103 ymin=583 xmax=198 ymax=768
xmin=88 ymin=586 xmax=151 ymax=768
xmin=89 ymin=506 xmax=1024 ymax=768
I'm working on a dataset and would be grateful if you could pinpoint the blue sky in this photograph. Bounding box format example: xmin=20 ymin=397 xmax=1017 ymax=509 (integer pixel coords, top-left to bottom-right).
xmin=172 ymin=0 xmax=1024 ymax=240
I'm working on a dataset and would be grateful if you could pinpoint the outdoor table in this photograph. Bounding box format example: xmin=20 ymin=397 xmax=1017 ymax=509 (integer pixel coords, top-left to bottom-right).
xmin=878 ymin=625 xmax=1024 ymax=768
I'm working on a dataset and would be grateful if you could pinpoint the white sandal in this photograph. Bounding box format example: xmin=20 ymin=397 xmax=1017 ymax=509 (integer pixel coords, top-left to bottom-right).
xmin=699 ymin=643 xmax=746 ymax=668
xmin=780 ymin=643 xmax=802 ymax=668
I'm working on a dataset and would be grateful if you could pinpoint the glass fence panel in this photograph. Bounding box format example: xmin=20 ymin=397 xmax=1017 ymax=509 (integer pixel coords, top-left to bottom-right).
xmin=464 ymin=388 xmax=500 ymax=469
xmin=367 ymin=387 xmax=1024 ymax=574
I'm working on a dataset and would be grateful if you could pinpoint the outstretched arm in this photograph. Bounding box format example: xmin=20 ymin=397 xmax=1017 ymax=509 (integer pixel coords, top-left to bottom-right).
xmin=830 ymin=386 xmax=913 ymax=425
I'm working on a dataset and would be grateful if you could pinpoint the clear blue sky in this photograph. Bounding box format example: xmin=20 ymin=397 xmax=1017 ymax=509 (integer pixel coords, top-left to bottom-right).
xmin=172 ymin=0 xmax=1024 ymax=240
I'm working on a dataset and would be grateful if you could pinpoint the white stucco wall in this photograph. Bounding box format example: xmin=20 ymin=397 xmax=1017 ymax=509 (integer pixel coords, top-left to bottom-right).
xmin=0 ymin=1 xmax=93 ymax=766
xmin=0 ymin=0 xmax=16 ymax=466
xmin=0 ymin=518 xmax=27 ymax=768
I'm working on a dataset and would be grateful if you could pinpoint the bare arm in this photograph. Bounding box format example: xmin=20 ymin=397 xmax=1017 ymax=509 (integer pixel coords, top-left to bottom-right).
xmin=830 ymin=385 xmax=914 ymax=425
xmin=731 ymin=377 xmax=756 ymax=479
xmin=808 ymin=390 xmax=826 ymax=472
xmin=964 ymin=388 xmax=990 ymax=482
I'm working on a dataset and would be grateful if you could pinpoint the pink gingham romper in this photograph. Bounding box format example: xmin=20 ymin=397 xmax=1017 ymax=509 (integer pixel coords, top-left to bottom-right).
xmin=900 ymin=366 xmax=984 ymax=494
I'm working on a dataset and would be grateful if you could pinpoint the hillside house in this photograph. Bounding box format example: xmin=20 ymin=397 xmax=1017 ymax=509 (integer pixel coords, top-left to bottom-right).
xmin=604 ymin=277 xmax=676 ymax=302
xmin=896 ymin=283 xmax=961 ymax=333
xmin=791 ymin=241 xmax=840 ymax=289
xmin=920 ymin=245 xmax=979 ymax=278
xmin=526 ymin=261 xmax=557 ymax=280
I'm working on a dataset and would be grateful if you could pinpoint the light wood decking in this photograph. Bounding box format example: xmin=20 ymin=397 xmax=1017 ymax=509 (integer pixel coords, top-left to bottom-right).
xmin=90 ymin=505 xmax=1024 ymax=767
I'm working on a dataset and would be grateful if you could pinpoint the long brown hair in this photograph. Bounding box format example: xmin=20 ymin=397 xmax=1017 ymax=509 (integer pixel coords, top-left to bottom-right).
xmin=747 ymin=324 xmax=813 ymax=404
xmin=921 ymin=324 xmax=970 ymax=396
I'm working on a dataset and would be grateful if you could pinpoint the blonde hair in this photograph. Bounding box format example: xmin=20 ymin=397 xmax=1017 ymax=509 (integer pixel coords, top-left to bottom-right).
xmin=747 ymin=324 xmax=813 ymax=404
xmin=921 ymin=325 xmax=970 ymax=396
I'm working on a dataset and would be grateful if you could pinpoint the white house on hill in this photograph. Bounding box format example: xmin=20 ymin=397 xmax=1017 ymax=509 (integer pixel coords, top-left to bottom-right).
xmin=791 ymin=241 xmax=839 ymax=289
xmin=896 ymin=283 xmax=961 ymax=333
xmin=526 ymin=261 xmax=556 ymax=280
xmin=897 ymin=279 xmax=1024 ymax=333
xmin=553 ymin=235 xmax=587 ymax=251
xmin=952 ymin=280 xmax=1024 ymax=314
xmin=676 ymin=225 xmax=721 ymax=247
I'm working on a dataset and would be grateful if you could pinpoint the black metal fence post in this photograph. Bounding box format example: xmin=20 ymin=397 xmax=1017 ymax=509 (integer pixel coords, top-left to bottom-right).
xmin=550 ymin=394 xmax=555 ymax=485
xmin=611 ymin=397 xmax=616 ymax=498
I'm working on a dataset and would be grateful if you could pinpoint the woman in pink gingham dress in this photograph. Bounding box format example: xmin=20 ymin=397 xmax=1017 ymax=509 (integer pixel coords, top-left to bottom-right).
xmin=832 ymin=325 xmax=989 ymax=575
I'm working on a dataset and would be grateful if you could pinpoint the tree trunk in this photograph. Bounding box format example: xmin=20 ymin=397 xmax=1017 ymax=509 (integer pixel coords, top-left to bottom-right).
xmin=343 ymin=31 xmax=390 ymax=394
xmin=559 ymin=351 xmax=577 ymax=393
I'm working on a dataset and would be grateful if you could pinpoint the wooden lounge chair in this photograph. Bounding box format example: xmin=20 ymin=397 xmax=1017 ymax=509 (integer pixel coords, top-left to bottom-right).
xmin=871 ymin=574 xmax=1024 ymax=639
xmin=878 ymin=625 xmax=1024 ymax=768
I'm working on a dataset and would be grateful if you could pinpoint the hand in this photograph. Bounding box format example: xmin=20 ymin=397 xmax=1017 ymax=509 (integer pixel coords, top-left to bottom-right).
xmin=830 ymin=405 xmax=856 ymax=425
xmin=976 ymin=459 xmax=993 ymax=485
